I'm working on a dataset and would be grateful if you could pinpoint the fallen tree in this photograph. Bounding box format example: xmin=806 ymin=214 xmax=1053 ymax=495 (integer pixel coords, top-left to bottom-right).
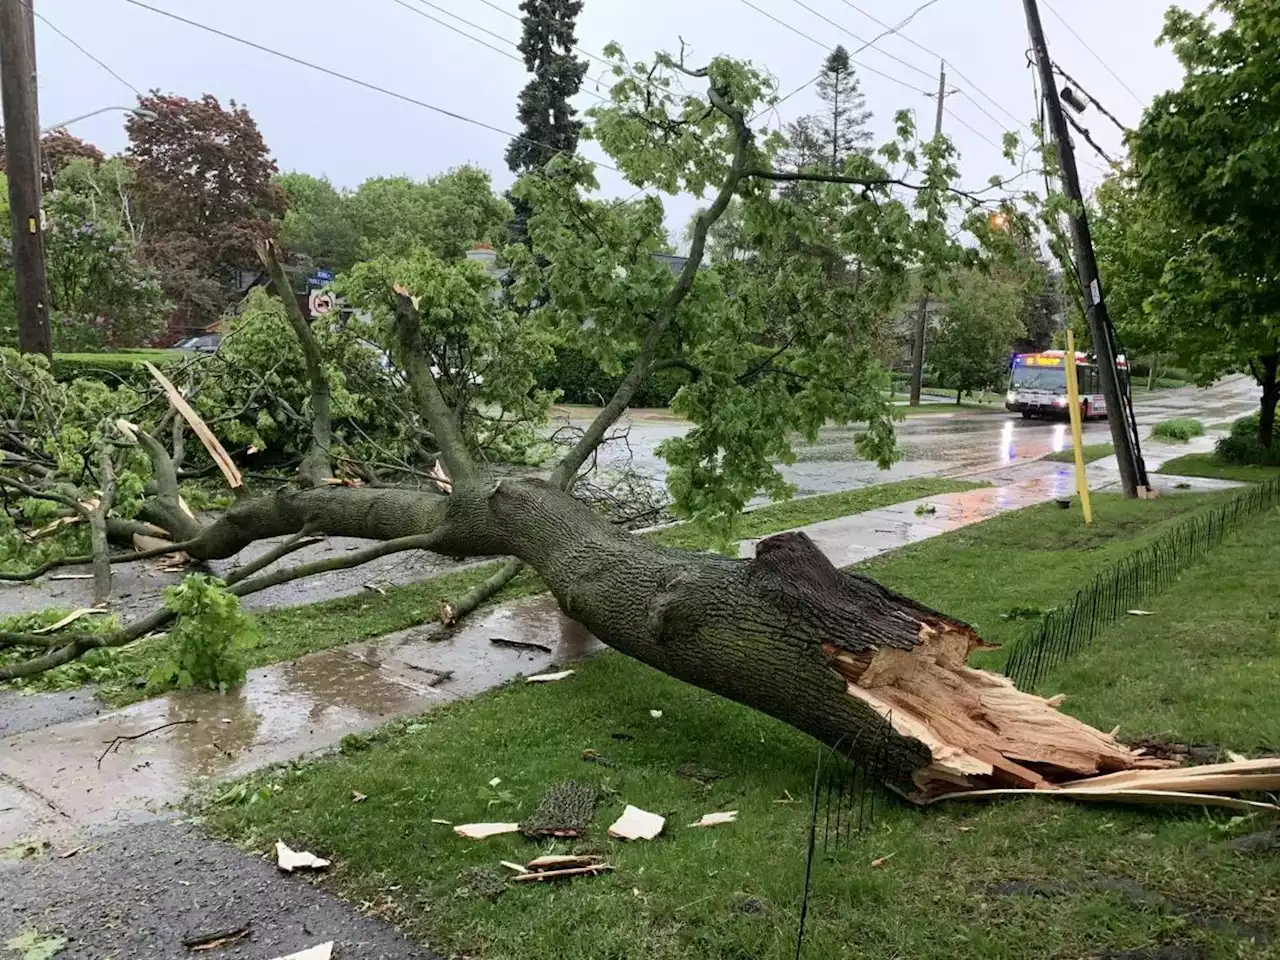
xmin=2 ymin=50 xmax=1254 ymax=806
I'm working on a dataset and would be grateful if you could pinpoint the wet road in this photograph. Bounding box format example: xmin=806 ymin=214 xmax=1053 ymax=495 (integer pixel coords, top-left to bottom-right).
xmin=556 ymin=375 xmax=1262 ymax=497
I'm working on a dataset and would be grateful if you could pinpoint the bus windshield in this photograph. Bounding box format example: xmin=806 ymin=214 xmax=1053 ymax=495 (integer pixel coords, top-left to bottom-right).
xmin=1011 ymin=366 xmax=1067 ymax=393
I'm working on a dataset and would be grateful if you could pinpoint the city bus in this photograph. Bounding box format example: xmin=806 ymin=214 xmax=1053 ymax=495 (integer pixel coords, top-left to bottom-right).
xmin=1005 ymin=351 xmax=1129 ymax=420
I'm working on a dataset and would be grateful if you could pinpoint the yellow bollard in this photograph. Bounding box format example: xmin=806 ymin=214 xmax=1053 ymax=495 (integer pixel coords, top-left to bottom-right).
xmin=1065 ymin=331 xmax=1093 ymax=525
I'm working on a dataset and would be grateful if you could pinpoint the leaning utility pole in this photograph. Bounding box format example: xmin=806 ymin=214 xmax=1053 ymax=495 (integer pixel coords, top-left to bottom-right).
xmin=1022 ymin=0 xmax=1144 ymax=497
xmin=908 ymin=60 xmax=946 ymax=407
xmin=0 ymin=0 xmax=53 ymax=359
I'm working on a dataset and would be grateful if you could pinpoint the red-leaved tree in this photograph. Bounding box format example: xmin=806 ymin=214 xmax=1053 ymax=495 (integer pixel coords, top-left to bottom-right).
xmin=126 ymin=93 xmax=286 ymax=335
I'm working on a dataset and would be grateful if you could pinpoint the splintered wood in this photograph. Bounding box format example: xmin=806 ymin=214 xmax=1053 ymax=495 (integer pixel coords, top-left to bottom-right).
xmin=825 ymin=621 xmax=1179 ymax=803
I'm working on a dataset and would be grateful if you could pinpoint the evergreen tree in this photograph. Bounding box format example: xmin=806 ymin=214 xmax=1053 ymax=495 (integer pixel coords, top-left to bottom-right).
xmin=505 ymin=0 xmax=589 ymax=175
xmin=780 ymin=46 xmax=873 ymax=176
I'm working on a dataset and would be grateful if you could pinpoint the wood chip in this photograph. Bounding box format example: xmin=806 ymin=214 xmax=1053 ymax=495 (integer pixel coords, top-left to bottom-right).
xmin=188 ymin=925 xmax=251 ymax=952
xmin=145 ymin=361 xmax=243 ymax=489
xmin=526 ymin=670 xmax=574 ymax=683
xmin=1127 ymin=609 xmax=1155 ymax=616
xmin=275 ymin=840 xmax=330 ymax=872
xmin=430 ymin=818 xmax=453 ymax=825
xmin=351 ymin=791 xmax=367 ymax=803
xmin=500 ymin=860 xmax=531 ymax=875
xmin=32 ymin=608 xmax=107 ymax=635
xmin=453 ymin=822 xmax=521 ymax=840
xmin=29 ymin=515 xmax=83 ymax=539
xmin=270 ymin=943 xmax=333 ymax=960
xmin=48 ymin=573 xmax=94 ymax=580
xmin=132 ymin=532 xmax=176 ymax=554
xmin=607 ymin=805 xmax=665 ymax=841
xmin=510 ymin=863 xmax=613 ymax=883
xmin=870 ymin=852 xmax=896 ymax=868
xmin=526 ymin=855 xmax=600 ymax=871
xmin=689 ymin=811 xmax=738 ymax=828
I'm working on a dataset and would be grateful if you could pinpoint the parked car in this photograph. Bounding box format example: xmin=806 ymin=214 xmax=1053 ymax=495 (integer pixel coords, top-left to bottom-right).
xmin=174 ymin=334 xmax=223 ymax=354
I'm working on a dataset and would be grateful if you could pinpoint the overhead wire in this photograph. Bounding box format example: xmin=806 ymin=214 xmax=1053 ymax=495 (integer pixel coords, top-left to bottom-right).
xmin=113 ymin=0 xmax=625 ymax=175
xmin=1042 ymin=0 xmax=1144 ymax=106
xmin=388 ymin=0 xmax=610 ymax=103
xmin=387 ymin=0 xmax=524 ymax=67
xmin=30 ymin=7 xmax=143 ymax=97
xmin=1050 ymin=61 xmax=1128 ymax=133
xmin=782 ymin=0 xmax=937 ymax=82
xmin=734 ymin=0 xmax=935 ymax=97
xmin=830 ymin=0 xmax=1030 ymax=132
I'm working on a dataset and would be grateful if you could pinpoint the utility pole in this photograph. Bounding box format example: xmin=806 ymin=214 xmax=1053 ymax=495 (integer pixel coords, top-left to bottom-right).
xmin=908 ymin=60 xmax=946 ymax=407
xmin=1022 ymin=0 xmax=1145 ymax=497
xmin=0 ymin=0 xmax=53 ymax=359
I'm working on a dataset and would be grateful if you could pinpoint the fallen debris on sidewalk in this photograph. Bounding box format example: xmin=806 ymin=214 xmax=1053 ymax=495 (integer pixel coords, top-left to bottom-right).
xmin=275 ymin=841 xmax=331 ymax=873
xmin=270 ymin=943 xmax=333 ymax=960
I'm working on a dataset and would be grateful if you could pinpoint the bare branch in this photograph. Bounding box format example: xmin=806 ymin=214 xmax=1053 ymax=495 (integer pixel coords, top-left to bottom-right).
xmin=89 ymin=449 xmax=117 ymax=605
xmin=223 ymin=531 xmax=325 ymax=586
xmin=440 ymin=558 xmax=524 ymax=626
xmin=550 ymin=72 xmax=752 ymax=489
xmin=390 ymin=286 xmax=478 ymax=482
xmin=256 ymin=239 xmax=333 ymax=486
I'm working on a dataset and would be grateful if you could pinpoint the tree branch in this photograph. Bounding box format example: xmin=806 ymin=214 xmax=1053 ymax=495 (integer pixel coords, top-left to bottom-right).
xmin=390 ymin=286 xmax=478 ymax=483
xmin=256 ymin=239 xmax=333 ymax=486
xmin=550 ymin=75 xmax=752 ymax=489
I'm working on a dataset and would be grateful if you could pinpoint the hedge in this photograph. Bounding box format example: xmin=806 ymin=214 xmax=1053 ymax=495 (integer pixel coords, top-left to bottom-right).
xmin=537 ymin=347 xmax=688 ymax=409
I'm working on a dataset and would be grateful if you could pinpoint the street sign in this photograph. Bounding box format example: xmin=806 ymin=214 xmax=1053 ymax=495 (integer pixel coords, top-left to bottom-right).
xmin=308 ymin=289 xmax=336 ymax=317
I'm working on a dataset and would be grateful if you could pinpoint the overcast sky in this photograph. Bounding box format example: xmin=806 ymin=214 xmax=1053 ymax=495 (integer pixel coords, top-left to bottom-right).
xmin=33 ymin=0 xmax=1205 ymax=241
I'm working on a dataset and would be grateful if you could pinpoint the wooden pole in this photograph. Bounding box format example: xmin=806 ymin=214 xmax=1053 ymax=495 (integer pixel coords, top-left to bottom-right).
xmin=0 ymin=0 xmax=52 ymax=358
xmin=908 ymin=60 xmax=946 ymax=407
xmin=1065 ymin=331 xmax=1093 ymax=525
xmin=1022 ymin=0 xmax=1142 ymax=497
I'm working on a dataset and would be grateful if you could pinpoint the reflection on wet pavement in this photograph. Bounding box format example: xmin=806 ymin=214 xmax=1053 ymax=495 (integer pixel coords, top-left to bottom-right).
xmin=0 ymin=595 xmax=598 ymax=845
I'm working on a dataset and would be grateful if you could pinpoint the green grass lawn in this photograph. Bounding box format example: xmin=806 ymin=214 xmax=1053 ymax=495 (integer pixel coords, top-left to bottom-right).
xmin=1157 ymin=452 xmax=1280 ymax=484
xmin=33 ymin=478 xmax=976 ymax=706
xmin=1042 ymin=442 xmax=1114 ymax=464
xmin=200 ymin=489 xmax=1277 ymax=960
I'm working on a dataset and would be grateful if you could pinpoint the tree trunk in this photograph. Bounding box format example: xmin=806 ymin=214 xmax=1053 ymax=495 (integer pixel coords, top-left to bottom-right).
xmin=179 ymin=477 xmax=1166 ymax=802
xmin=1258 ymin=353 xmax=1278 ymax=450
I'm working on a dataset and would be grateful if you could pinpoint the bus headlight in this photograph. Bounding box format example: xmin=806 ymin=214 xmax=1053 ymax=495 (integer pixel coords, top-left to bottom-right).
xmin=1006 ymin=391 xmax=1017 ymax=403
xmin=1052 ymin=396 xmax=1068 ymax=406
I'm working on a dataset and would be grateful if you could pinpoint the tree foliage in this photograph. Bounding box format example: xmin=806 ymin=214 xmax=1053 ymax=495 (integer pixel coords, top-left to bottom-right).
xmin=932 ymin=269 xmax=1027 ymax=399
xmin=0 ymin=166 xmax=166 ymax=351
xmin=1126 ymin=0 xmax=1280 ymax=446
xmin=0 ymin=129 xmax=104 ymax=190
xmin=276 ymin=167 xmax=512 ymax=271
xmin=505 ymin=0 xmax=589 ymax=176
xmin=126 ymin=93 xmax=287 ymax=331
xmin=779 ymin=45 xmax=874 ymax=178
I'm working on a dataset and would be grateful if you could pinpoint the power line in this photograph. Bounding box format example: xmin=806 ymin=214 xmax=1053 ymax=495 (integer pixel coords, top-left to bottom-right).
xmin=734 ymin=0 xmax=935 ymax=97
xmin=1051 ymin=61 xmax=1127 ymax=133
xmin=751 ymin=0 xmax=948 ymax=123
xmin=114 ymin=0 xmax=623 ymax=175
xmin=32 ymin=8 xmax=142 ymax=97
xmin=388 ymin=0 xmax=523 ymax=66
xmin=473 ymin=0 xmax=620 ymax=74
xmin=783 ymin=0 xmax=936 ymax=82
xmin=943 ymin=106 xmax=1002 ymax=151
xmin=1042 ymin=0 xmax=1143 ymax=106
xmin=831 ymin=0 xmax=1030 ymax=133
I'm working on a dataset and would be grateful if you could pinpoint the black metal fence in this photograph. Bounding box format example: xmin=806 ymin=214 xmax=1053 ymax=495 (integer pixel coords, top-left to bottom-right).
xmin=1004 ymin=477 xmax=1280 ymax=691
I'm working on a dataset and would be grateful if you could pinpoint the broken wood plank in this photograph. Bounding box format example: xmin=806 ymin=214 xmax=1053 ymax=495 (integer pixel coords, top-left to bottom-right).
xmin=526 ymin=670 xmax=575 ymax=683
xmin=607 ymin=805 xmax=664 ymax=841
xmin=32 ymin=608 xmax=108 ymax=635
xmin=510 ymin=863 xmax=613 ymax=883
xmin=453 ymin=822 xmax=520 ymax=840
xmin=144 ymin=361 xmax=243 ymax=489
xmin=526 ymin=855 xmax=601 ymax=871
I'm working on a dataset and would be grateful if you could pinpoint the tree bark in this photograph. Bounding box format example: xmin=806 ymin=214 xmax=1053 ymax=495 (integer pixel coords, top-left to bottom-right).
xmin=1258 ymin=353 xmax=1278 ymax=450
xmin=169 ymin=475 xmax=1164 ymax=802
